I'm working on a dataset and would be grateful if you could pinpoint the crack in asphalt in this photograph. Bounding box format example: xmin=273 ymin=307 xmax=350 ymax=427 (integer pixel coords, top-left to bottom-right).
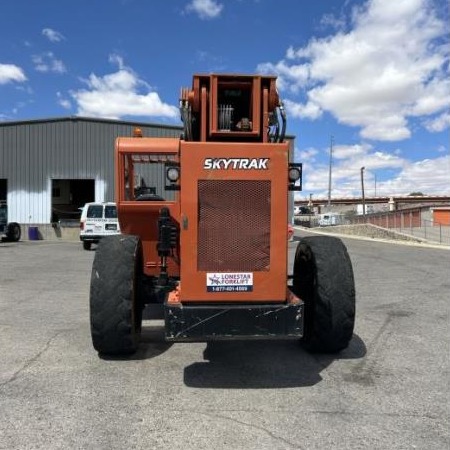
xmin=154 ymin=407 xmax=441 ymax=450
xmin=0 ymin=330 xmax=65 ymax=388
xmin=193 ymin=410 xmax=302 ymax=449
xmin=178 ymin=406 xmax=440 ymax=421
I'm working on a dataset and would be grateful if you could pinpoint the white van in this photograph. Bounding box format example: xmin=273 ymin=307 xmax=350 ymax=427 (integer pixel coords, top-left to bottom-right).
xmin=318 ymin=213 xmax=345 ymax=227
xmin=79 ymin=202 xmax=120 ymax=250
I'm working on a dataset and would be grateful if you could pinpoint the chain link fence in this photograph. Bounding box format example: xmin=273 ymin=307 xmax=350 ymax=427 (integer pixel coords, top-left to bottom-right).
xmin=349 ymin=210 xmax=450 ymax=245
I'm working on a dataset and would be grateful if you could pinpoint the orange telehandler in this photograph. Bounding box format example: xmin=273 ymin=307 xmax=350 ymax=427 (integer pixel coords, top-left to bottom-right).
xmin=89 ymin=74 xmax=355 ymax=355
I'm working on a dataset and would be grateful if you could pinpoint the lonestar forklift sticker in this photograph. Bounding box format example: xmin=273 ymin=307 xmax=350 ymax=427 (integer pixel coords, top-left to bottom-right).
xmin=203 ymin=158 xmax=269 ymax=170
xmin=207 ymin=272 xmax=254 ymax=292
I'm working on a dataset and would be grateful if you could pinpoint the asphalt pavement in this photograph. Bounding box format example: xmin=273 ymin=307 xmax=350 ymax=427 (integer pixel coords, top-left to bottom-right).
xmin=0 ymin=233 xmax=449 ymax=449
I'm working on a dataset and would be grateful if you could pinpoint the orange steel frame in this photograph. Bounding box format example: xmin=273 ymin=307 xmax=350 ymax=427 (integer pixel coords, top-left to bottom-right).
xmin=115 ymin=137 xmax=181 ymax=278
xmin=115 ymin=73 xmax=291 ymax=304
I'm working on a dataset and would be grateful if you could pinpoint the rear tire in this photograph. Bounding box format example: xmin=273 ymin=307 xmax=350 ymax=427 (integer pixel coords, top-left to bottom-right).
xmin=90 ymin=235 xmax=143 ymax=355
xmin=6 ymin=222 xmax=21 ymax=242
xmin=293 ymin=236 xmax=355 ymax=353
xmin=83 ymin=241 xmax=91 ymax=251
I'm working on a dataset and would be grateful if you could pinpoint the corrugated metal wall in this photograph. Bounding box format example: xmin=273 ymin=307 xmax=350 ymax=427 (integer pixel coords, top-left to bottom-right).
xmin=0 ymin=117 xmax=182 ymax=224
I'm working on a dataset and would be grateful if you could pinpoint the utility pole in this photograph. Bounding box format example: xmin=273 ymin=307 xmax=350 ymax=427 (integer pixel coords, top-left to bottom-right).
xmin=327 ymin=135 xmax=333 ymax=208
xmin=361 ymin=166 xmax=366 ymax=220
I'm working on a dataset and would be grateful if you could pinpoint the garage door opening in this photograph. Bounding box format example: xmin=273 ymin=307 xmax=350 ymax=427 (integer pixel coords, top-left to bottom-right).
xmin=51 ymin=179 xmax=95 ymax=224
xmin=0 ymin=179 xmax=6 ymax=202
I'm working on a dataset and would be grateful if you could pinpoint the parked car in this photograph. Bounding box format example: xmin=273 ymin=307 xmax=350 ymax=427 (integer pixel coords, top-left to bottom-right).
xmin=79 ymin=202 xmax=120 ymax=250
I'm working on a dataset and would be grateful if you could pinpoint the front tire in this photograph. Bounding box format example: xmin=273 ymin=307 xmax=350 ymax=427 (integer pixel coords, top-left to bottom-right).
xmin=83 ymin=241 xmax=91 ymax=251
xmin=90 ymin=235 xmax=143 ymax=355
xmin=293 ymin=236 xmax=355 ymax=353
xmin=6 ymin=222 xmax=21 ymax=242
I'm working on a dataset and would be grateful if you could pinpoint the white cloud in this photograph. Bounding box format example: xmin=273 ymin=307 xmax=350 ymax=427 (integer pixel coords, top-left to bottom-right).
xmin=300 ymin=142 xmax=406 ymax=195
xmin=409 ymin=76 xmax=450 ymax=116
xmin=185 ymin=0 xmax=223 ymax=19
xmin=319 ymin=13 xmax=346 ymax=31
xmin=333 ymin=144 xmax=369 ymax=160
xmin=297 ymin=139 xmax=449 ymax=198
xmin=284 ymin=98 xmax=322 ymax=120
xmin=424 ymin=111 xmax=450 ymax=133
xmin=297 ymin=147 xmax=319 ymax=162
xmin=109 ymin=54 xmax=125 ymax=70
xmin=258 ymin=0 xmax=450 ymax=141
xmin=42 ymin=28 xmax=65 ymax=42
xmin=257 ymin=59 xmax=310 ymax=94
xmin=380 ymin=155 xmax=450 ymax=195
xmin=70 ymin=56 xmax=178 ymax=120
xmin=359 ymin=116 xmax=411 ymax=141
xmin=0 ymin=63 xmax=27 ymax=84
xmin=32 ymin=52 xmax=66 ymax=73
xmin=57 ymin=91 xmax=71 ymax=110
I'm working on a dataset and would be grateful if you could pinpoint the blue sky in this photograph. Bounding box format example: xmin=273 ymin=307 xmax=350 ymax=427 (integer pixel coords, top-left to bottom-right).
xmin=1 ymin=0 xmax=449 ymax=199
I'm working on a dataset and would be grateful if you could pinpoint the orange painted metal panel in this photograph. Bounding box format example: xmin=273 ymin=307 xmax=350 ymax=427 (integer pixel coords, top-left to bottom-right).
xmin=115 ymin=137 xmax=181 ymax=277
xmin=179 ymin=140 xmax=289 ymax=302
xmin=433 ymin=209 xmax=450 ymax=226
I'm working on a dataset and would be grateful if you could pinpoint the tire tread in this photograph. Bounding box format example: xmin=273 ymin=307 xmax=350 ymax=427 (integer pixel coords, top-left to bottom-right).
xmin=89 ymin=235 xmax=142 ymax=355
xmin=293 ymin=236 xmax=355 ymax=353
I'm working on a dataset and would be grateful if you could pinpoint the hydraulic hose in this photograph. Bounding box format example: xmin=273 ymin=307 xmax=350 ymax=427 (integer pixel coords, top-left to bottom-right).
xmin=278 ymin=101 xmax=287 ymax=143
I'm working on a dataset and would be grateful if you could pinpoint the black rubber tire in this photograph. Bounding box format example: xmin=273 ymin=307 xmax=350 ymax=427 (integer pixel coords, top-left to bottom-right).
xmin=293 ymin=236 xmax=355 ymax=353
xmin=6 ymin=223 xmax=21 ymax=242
xmin=83 ymin=241 xmax=91 ymax=251
xmin=90 ymin=235 xmax=143 ymax=355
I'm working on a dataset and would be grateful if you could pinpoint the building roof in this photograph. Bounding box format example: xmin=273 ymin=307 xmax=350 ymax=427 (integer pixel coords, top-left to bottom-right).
xmin=0 ymin=115 xmax=183 ymax=130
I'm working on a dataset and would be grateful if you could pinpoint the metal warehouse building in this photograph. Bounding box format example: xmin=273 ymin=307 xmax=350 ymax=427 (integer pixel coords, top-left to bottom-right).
xmin=0 ymin=117 xmax=182 ymax=230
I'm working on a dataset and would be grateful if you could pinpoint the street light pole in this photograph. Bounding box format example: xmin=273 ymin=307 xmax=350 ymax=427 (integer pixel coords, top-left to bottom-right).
xmin=361 ymin=166 xmax=366 ymax=220
xmin=327 ymin=135 xmax=333 ymax=208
